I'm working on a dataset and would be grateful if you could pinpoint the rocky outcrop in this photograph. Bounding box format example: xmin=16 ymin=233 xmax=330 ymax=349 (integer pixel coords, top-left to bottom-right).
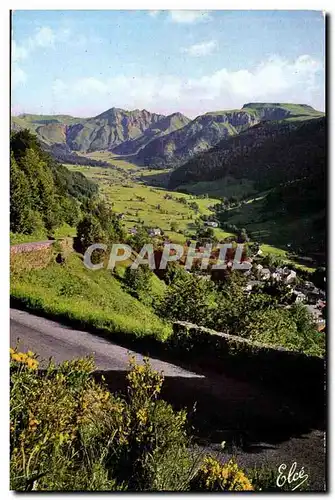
xmin=11 ymin=103 xmax=324 ymax=164
xmin=112 ymin=112 xmax=191 ymax=155
xmin=65 ymin=108 xmax=165 ymax=152
xmin=134 ymin=110 xmax=260 ymax=168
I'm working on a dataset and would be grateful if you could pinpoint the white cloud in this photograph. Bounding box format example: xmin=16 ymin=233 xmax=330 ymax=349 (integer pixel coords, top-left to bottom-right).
xmin=14 ymin=26 xmax=57 ymax=62
xmin=148 ymin=10 xmax=160 ymax=17
xmin=33 ymin=26 xmax=55 ymax=48
xmin=169 ymin=11 xmax=211 ymax=24
xmin=32 ymin=54 xmax=324 ymax=117
xmin=12 ymin=40 xmax=28 ymax=63
xmin=182 ymin=40 xmax=217 ymax=57
xmin=12 ymin=26 xmax=59 ymax=87
xmin=73 ymin=77 xmax=109 ymax=95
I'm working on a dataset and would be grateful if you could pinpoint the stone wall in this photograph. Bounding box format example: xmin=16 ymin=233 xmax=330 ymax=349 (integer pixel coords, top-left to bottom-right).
xmin=170 ymin=321 xmax=325 ymax=402
xmin=10 ymin=238 xmax=73 ymax=272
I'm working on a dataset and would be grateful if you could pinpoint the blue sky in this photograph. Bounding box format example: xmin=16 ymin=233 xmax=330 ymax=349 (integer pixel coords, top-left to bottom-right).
xmin=12 ymin=10 xmax=325 ymax=118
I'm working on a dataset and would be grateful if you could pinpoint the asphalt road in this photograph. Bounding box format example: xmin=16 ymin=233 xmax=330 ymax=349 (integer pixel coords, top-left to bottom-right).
xmin=10 ymin=308 xmax=203 ymax=377
xmin=10 ymin=308 xmax=326 ymax=491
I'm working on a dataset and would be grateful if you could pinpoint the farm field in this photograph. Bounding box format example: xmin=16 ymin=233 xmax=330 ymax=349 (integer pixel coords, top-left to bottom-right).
xmin=67 ymin=155 xmax=234 ymax=244
xmin=65 ymin=153 xmax=314 ymax=270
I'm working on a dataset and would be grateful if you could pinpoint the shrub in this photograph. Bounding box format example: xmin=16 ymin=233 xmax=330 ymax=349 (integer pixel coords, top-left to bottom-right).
xmin=191 ymin=456 xmax=253 ymax=491
xmin=158 ymin=272 xmax=216 ymax=326
xmin=114 ymin=356 xmax=195 ymax=491
xmin=123 ymin=266 xmax=152 ymax=303
xmin=10 ymin=350 xmax=197 ymax=492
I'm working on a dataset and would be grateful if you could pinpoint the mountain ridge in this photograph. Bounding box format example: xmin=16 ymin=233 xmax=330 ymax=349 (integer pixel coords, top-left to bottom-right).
xmin=133 ymin=103 xmax=324 ymax=168
xmin=11 ymin=103 xmax=324 ymax=166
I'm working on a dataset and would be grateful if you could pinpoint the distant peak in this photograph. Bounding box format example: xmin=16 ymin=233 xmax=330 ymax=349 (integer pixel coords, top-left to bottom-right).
xmin=169 ymin=111 xmax=189 ymax=120
xmin=95 ymin=107 xmax=123 ymax=115
xmin=242 ymin=102 xmax=316 ymax=110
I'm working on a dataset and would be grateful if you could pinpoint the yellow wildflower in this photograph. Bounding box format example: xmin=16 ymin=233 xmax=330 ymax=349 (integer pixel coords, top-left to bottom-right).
xmin=136 ymin=408 xmax=147 ymax=425
xmin=11 ymin=353 xmax=21 ymax=363
xmin=26 ymin=357 xmax=39 ymax=370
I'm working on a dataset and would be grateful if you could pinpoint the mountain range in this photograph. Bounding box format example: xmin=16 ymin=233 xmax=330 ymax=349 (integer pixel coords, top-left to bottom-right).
xmin=11 ymin=103 xmax=324 ymax=168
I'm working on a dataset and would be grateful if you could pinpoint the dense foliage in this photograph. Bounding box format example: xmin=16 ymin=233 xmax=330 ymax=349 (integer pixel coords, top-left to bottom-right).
xmin=124 ymin=266 xmax=153 ymax=303
xmin=10 ymin=349 xmax=257 ymax=492
xmin=157 ymin=266 xmax=324 ymax=356
xmin=10 ymin=130 xmax=98 ymax=235
xmin=170 ymin=118 xmax=325 ymax=191
xmin=75 ymin=198 xmax=125 ymax=255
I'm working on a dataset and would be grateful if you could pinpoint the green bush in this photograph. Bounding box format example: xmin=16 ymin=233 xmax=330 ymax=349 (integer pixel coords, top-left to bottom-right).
xmin=10 ymin=130 xmax=96 ymax=237
xmin=123 ymin=266 xmax=153 ymax=304
xmin=190 ymin=455 xmax=253 ymax=491
xmin=158 ymin=272 xmax=216 ymax=327
xmin=10 ymin=350 xmax=198 ymax=491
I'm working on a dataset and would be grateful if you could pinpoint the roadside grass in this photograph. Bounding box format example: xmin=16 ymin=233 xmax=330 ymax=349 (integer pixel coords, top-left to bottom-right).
xmin=10 ymin=230 xmax=48 ymax=245
xmin=53 ymin=223 xmax=77 ymax=239
xmin=11 ymin=252 xmax=171 ymax=342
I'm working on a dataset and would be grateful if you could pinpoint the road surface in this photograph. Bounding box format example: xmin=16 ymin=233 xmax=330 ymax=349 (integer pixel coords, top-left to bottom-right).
xmin=10 ymin=308 xmax=326 ymax=491
xmin=10 ymin=308 xmax=203 ymax=376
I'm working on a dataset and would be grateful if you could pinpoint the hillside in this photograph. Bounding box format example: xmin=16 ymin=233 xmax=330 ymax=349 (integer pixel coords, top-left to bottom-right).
xmin=133 ymin=103 xmax=324 ymax=169
xmin=113 ymin=112 xmax=191 ymax=155
xmin=169 ymin=117 xmax=325 ymax=189
xmin=10 ymin=129 xmax=98 ymax=236
xmin=241 ymin=102 xmax=324 ymax=121
xmin=11 ymin=108 xmax=190 ymax=154
xmin=134 ymin=109 xmax=259 ymax=168
xmin=169 ymin=117 xmax=325 ymax=258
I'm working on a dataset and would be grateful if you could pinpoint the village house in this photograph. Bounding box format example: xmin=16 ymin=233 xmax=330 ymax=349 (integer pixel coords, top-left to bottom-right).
xmin=276 ymin=267 xmax=297 ymax=283
xmin=148 ymin=228 xmax=162 ymax=237
xmin=204 ymin=221 xmax=218 ymax=228
xmin=260 ymin=268 xmax=271 ymax=280
xmin=245 ymin=280 xmax=263 ymax=292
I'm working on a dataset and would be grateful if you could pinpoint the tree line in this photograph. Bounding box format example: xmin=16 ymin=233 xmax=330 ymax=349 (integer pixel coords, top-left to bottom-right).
xmin=10 ymin=130 xmax=99 ymax=236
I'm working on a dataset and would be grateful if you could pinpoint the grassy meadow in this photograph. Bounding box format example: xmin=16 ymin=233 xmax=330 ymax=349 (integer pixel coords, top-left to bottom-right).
xmin=11 ymin=251 xmax=171 ymax=342
xmin=67 ymin=154 xmax=234 ymax=244
xmin=177 ymin=176 xmax=257 ymax=200
xmin=64 ymin=153 xmax=315 ymax=270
